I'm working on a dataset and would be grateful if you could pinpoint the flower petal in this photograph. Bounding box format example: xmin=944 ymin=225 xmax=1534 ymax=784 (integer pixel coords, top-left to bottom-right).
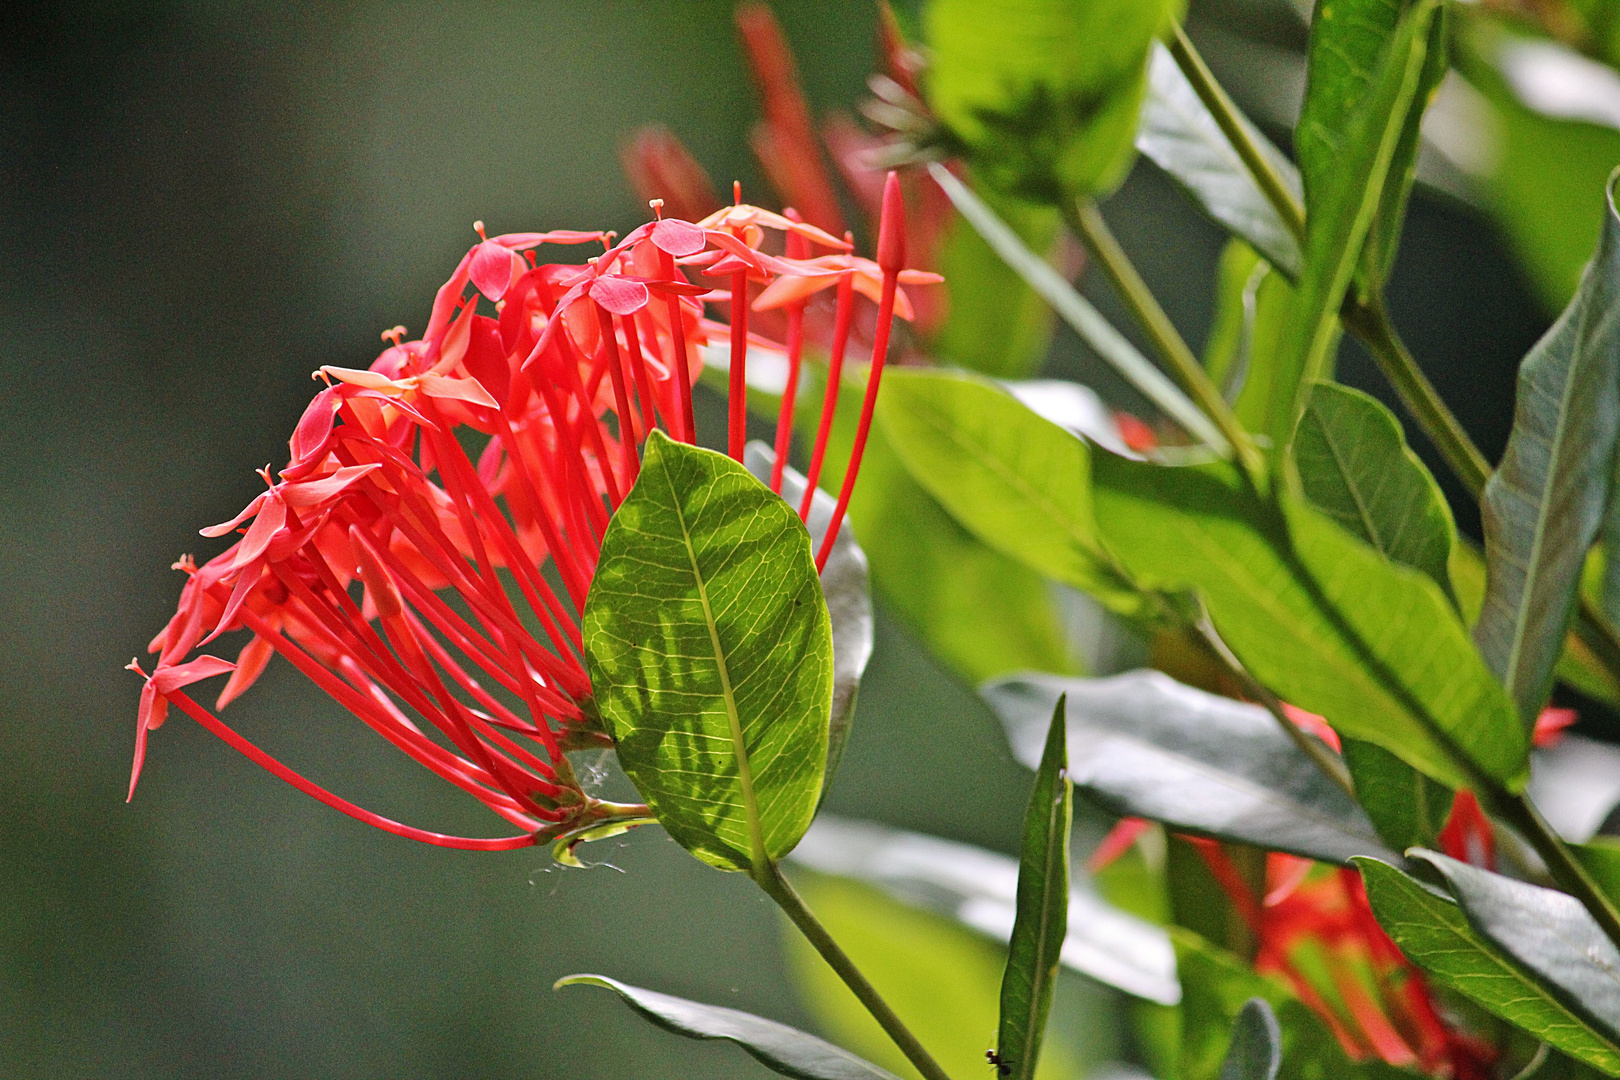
xmin=588 ymin=276 xmax=650 ymax=315
xmin=650 ymin=218 xmax=706 ymax=257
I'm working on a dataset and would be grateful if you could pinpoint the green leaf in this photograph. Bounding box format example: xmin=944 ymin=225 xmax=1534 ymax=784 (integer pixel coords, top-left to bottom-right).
xmin=782 ymin=874 xmax=1086 ymax=1080
xmin=815 ymin=387 xmax=1075 ymax=683
xmin=1476 ymin=172 xmax=1620 ymax=726
xmin=877 ymin=368 xmax=1145 ymax=616
xmin=1296 ymin=0 xmax=1448 ymax=290
xmin=923 ymin=0 xmax=1175 ymax=201
xmin=1136 ymin=43 xmax=1303 ymax=280
xmin=998 ymin=696 xmax=1073 ymax=1080
xmin=554 ymin=975 xmax=902 ymax=1080
xmin=583 ymin=431 xmax=832 ymax=872
xmin=790 ymin=816 xmax=1179 ymax=1006
xmin=1092 ymin=453 xmax=1530 ymax=791
xmin=930 ymin=180 xmax=1062 ymax=378
xmin=1356 ymin=856 xmax=1620 ymax=1075
xmin=1266 ymin=0 xmax=1443 ymax=446
xmin=1339 ymin=738 xmax=1453 ymax=853
xmin=1292 ymin=382 xmax=1458 ymax=598
xmin=1219 ymin=999 xmax=1281 ymax=1080
xmin=1202 ymin=240 xmax=1299 ymax=434
xmin=743 ymin=442 xmax=872 ymax=794
xmin=1578 ymin=838 xmax=1620 ymax=905
xmin=985 ymin=670 xmax=1397 ymax=866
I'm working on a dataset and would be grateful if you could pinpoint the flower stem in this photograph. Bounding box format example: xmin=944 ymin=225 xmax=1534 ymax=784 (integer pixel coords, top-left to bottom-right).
xmin=1062 ymin=197 xmax=1263 ymax=480
xmin=755 ymin=860 xmax=956 ymax=1080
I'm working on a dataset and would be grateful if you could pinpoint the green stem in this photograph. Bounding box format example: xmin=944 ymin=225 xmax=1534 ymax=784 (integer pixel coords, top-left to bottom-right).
xmin=1486 ymin=789 xmax=1620 ymax=948
xmin=755 ymin=861 xmax=957 ymax=1080
xmin=1063 ymin=198 xmax=1264 ymax=480
xmin=1166 ymin=23 xmax=1306 ymax=245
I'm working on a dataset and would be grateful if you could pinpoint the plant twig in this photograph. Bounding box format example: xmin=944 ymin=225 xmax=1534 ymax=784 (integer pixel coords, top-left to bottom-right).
xmin=756 ymin=860 xmax=957 ymax=1080
xmin=1486 ymin=789 xmax=1620 ymax=948
xmin=1062 ymin=198 xmax=1264 ymax=480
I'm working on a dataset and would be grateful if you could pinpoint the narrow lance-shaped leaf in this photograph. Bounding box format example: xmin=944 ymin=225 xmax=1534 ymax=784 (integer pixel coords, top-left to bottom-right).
xmin=555 ymin=975 xmax=903 ymax=1080
xmin=583 ymin=431 xmax=832 ymax=872
xmin=1219 ymin=1000 xmax=1282 ymax=1080
xmin=997 ymin=695 xmax=1072 ymax=1080
xmin=1355 ymin=856 xmax=1620 ymax=1076
xmin=877 ymin=368 xmax=1146 ymax=616
xmin=1092 ymin=453 xmax=1529 ymax=791
xmin=986 ymin=670 xmax=1399 ymax=866
xmin=744 ymin=442 xmax=872 ymax=794
xmin=1477 ymin=173 xmax=1620 ymax=727
xmin=1266 ymin=0 xmax=1442 ymax=447
xmin=1136 ymin=42 xmax=1302 ymax=280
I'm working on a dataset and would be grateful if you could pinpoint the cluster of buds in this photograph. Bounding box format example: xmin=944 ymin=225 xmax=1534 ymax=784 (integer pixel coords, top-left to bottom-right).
xmin=129 ymin=174 xmax=938 ymax=851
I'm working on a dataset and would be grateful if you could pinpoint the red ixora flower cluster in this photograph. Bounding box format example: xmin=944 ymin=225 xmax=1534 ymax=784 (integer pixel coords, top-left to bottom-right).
xmin=129 ymin=173 xmax=938 ymax=851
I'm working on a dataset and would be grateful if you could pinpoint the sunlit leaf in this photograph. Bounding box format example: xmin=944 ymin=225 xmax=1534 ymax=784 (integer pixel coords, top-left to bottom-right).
xmin=1356 ymin=856 xmax=1620 ymax=1075
xmin=555 ymin=975 xmax=902 ymax=1080
xmin=1476 ymin=173 xmax=1620 ymax=726
xmin=998 ymin=696 xmax=1072 ymax=1080
xmin=583 ymin=431 xmax=831 ymax=872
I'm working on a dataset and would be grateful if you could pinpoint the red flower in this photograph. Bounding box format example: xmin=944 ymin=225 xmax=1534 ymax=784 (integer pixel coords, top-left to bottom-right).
xmin=131 ymin=184 xmax=935 ymax=851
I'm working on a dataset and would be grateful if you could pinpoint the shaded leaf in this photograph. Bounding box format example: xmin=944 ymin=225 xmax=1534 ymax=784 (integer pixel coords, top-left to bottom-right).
xmin=1137 ymin=43 xmax=1302 ymax=279
xmin=1092 ymin=453 xmax=1529 ymax=790
xmin=1476 ymin=173 xmax=1620 ymax=726
xmin=1267 ymin=0 xmax=1443 ymax=446
xmin=924 ymin=0 xmax=1174 ymax=201
xmin=877 ymin=368 xmax=1145 ymax=615
xmin=744 ymin=442 xmax=873 ymax=792
xmin=1340 ymin=738 xmax=1453 ymax=853
xmin=1219 ymin=1000 xmax=1281 ymax=1080
xmin=555 ymin=975 xmax=902 ymax=1080
xmin=1356 ymin=856 xmax=1620 ymax=1075
xmin=788 ymin=816 xmax=1179 ymax=1005
xmin=998 ymin=696 xmax=1073 ymax=1080
xmin=1203 ymin=240 xmax=1298 ymax=433
xmin=583 ymin=431 xmax=831 ymax=872
xmin=1292 ymin=382 xmax=1457 ymax=597
xmin=985 ymin=670 xmax=1397 ymax=866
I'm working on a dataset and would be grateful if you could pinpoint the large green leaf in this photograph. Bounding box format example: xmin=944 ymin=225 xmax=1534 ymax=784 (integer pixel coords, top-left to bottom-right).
xmin=1356 ymin=856 xmax=1620 ymax=1075
xmin=743 ymin=443 xmax=872 ymax=794
xmin=1091 ymin=453 xmax=1529 ymax=791
xmin=815 ymin=387 xmax=1074 ymax=684
xmin=930 ymin=180 xmax=1061 ymax=378
xmin=1219 ymin=999 xmax=1281 ymax=1080
xmin=1295 ymin=0 xmax=1448 ymax=290
xmin=1476 ymin=173 xmax=1620 ymax=726
xmin=782 ymin=874 xmax=1086 ymax=1080
xmin=555 ymin=975 xmax=902 ymax=1080
xmin=1292 ymin=382 xmax=1457 ymax=597
xmin=877 ymin=368 xmax=1145 ymax=616
xmin=1339 ymin=738 xmax=1453 ymax=853
xmin=1266 ymin=0 xmax=1443 ymax=446
xmin=583 ymin=431 xmax=831 ymax=872
xmin=923 ymin=0 xmax=1174 ymax=201
xmin=985 ymin=670 xmax=1398 ymax=866
xmin=998 ymin=696 xmax=1072 ymax=1080
xmin=1137 ymin=43 xmax=1302 ymax=280
xmin=789 ymin=816 xmax=1179 ymax=1006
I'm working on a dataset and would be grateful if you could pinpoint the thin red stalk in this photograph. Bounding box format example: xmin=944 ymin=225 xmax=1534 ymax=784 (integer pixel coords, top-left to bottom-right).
xmin=493 ymin=411 xmax=591 ymax=609
xmin=816 ymin=269 xmax=896 ymax=571
xmin=729 ymin=267 xmax=750 ymax=461
xmin=163 ymin=688 xmax=542 ymax=849
xmin=799 ymin=262 xmax=855 ymax=520
xmin=551 ymin=331 xmax=623 ymax=507
xmin=403 ymin=609 xmax=544 ymax=734
xmin=595 ymin=302 xmax=643 ymax=485
xmin=658 ymin=248 xmax=697 ymax=441
xmin=771 ymin=218 xmax=811 ymax=492
xmin=527 ymin=361 xmax=609 ymax=542
xmin=619 ymin=310 xmax=660 ymax=437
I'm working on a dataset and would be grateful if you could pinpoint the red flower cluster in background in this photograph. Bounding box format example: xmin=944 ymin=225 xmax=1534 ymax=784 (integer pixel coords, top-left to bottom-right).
xmin=130 ymin=175 xmax=936 ymax=851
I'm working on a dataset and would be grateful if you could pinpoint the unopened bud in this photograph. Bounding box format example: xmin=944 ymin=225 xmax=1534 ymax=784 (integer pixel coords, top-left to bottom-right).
xmin=875 ymin=171 xmax=906 ymax=274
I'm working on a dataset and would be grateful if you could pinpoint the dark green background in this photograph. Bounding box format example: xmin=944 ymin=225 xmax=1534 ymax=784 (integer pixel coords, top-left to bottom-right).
xmin=0 ymin=1 xmax=1564 ymax=1076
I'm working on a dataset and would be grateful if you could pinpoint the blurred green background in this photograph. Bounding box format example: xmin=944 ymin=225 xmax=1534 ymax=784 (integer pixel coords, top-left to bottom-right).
xmin=0 ymin=0 xmax=1602 ymax=1076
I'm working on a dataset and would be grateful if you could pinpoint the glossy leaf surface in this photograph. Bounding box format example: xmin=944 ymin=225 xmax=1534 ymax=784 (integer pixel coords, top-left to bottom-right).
xmin=1356 ymin=856 xmax=1620 ymax=1075
xmin=1476 ymin=175 xmax=1620 ymax=725
xmin=555 ymin=975 xmax=902 ymax=1080
xmin=997 ymin=696 xmax=1072 ymax=1080
xmin=584 ymin=432 xmax=831 ymax=871
xmin=1092 ymin=453 xmax=1529 ymax=790
xmin=1218 ymin=999 xmax=1281 ymax=1080
xmin=986 ymin=670 xmax=1397 ymax=865
xmin=1137 ymin=43 xmax=1302 ymax=279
